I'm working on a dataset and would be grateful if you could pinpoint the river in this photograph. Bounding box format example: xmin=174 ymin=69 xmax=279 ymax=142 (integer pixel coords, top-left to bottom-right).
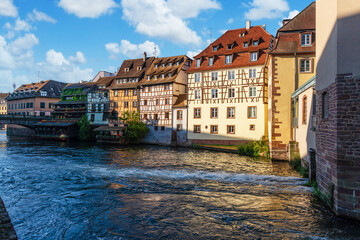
xmin=0 ymin=130 xmax=359 ymax=239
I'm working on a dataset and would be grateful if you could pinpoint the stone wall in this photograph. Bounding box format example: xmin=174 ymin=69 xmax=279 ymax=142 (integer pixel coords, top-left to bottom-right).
xmin=7 ymin=124 xmax=34 ymax=137
xmin=0 ymin=198 xmax=17 ymax=240
xmin=316 ymin=73 xmax=360 ymax=220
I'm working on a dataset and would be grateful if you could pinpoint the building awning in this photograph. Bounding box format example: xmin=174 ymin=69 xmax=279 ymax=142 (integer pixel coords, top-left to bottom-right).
xmin=94 ymin=126 xmax=125 ymax=132
xmin=291 ymin=76 xmax=316 ymax=99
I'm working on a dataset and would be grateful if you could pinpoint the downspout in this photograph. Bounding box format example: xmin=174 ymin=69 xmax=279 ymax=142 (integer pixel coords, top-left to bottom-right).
xmin=292 ymin=52 xmax=297 ymax=142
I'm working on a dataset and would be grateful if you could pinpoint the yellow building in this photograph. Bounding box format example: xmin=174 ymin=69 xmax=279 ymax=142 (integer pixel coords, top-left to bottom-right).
xmin=109 ymin=53 xmax=155 ymax=119
xmin=187 ymin=23 xmax=273 ymax=145
xmin=268 ymin=2 xmax=316 ymax=160
xmin=0 ymin=93 xmax=8 ymax=115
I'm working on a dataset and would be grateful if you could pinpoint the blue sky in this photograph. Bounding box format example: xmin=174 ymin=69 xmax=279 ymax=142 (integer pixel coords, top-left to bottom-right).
xmin=0 ymin=0 xmax=313 ymax=92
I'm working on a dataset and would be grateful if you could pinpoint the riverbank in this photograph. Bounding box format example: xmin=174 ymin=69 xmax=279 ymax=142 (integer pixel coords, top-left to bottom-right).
xmin=0 ymin=198 xmax=17 ymax=240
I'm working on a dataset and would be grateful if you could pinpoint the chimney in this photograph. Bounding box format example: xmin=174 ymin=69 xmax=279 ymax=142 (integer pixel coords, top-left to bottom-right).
xmin=262 ymin=24 xmax=266 ymax=30
xmin=143 ymin=52 xmax=147 ymax=62
xmin=246 ymin=20 xmax=251 ymax=30
xmin=282 ymin=19 xmax=291 ymax=26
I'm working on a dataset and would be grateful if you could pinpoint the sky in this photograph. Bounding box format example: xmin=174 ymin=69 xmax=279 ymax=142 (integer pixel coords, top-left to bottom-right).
xmin=0 ymin=0 xmax=314 ymax=92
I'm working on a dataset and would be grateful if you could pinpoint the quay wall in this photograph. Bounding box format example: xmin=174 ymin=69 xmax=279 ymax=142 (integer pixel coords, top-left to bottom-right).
xmin=0 ymin=198 xmax=17 ymax=240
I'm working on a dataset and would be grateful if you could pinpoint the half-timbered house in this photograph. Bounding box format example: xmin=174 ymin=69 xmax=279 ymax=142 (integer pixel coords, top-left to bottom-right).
xmin=187 ymin=22 xmax=273 ymax=145
xmin=109 ymin=53 xmax=154 ymax=120
xmin=139 ymin=55 xmax=192 ymax=145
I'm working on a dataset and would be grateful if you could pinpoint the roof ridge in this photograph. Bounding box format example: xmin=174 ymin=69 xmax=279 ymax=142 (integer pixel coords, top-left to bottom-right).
xmin=277 ymin=2 xmax=315 ymax=32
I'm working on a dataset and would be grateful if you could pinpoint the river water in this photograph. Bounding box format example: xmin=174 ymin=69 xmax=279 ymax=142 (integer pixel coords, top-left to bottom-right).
xmin=0 ymin=131 xmax=359 ymax=239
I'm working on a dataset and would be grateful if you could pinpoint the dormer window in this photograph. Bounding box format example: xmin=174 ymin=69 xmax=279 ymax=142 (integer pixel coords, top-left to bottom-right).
xmin=212 ymin=45 xmax=219 ymax=52
xmin=137 ymin=66 xmax=142 ymax=70
xmin=161 ymin=74 xmax=165 ymax=79
xmin=162 ymin=63 xmax=165 ymax=67
xmin=154 ymin=64 xmax=158 ymax=68
xmin=225 ymin=55 xmax=232 ymax=64
xmin=176 ymin=62 xmax=179 ymax=66
xmin=196 ymin=58 xmax=201 ymax=67
xmin=253 ymin=41 xmax=258 ymax=46
xmin=243 ymin=42 xmax=249 ymax=48
xmin=227 ymin=44 xmax=233 ymax=50
xmin=168 ymin=73 xmax=172 ymax=78
xmin=147 ymin=76 xmax=151 ymax=80
xmin=208 ymin=57 xmax=213 ymax=66
xmin=250 ymin=52 xmax=258 ymax=62
xmin=154 ymin=75 xmax=158 ymax=80
xmin=301 ymin=33 xmax=311 ymax=46
xmin=125 ymin=68 xmax=129 ymax=72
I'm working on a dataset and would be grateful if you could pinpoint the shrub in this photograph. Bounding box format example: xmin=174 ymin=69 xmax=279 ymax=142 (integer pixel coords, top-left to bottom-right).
xmin=237 ymin=139 xmax=270 ymax=158
xmin=78 ymin=115 xmax=93 ymax=141
xmin=120 ymin=111 xmax=149 ymax=144
xmin=289 ymin=155 xmax=309 ymax=178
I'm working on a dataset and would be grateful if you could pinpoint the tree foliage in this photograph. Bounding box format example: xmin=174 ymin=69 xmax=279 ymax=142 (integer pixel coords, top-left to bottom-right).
xmin=78 ymin=115 xmax=93 ymax=141
xmin=120 ymin=111 xmax=149 ymax=144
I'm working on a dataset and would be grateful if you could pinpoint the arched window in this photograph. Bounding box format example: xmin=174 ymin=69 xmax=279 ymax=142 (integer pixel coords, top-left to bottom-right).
xmin=303 ymin=95 xmax=307 ymax=124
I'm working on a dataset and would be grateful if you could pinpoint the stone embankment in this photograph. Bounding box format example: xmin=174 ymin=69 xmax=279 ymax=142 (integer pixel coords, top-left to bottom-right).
xmin=0 ymin=198 xmax=17 ymax=240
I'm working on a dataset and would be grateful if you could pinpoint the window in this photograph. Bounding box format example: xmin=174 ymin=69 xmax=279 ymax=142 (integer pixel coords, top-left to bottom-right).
xmin=211 ymin=89 xmax=218 ymax=99
xmin=133 ymin=89 xmax=137 ymax=96
xmin=228 ymin=71 xmax=235 ymax=80
xmin=48 ymin=103 xmax=52 ymax=108
xmin=253 ymin=41 xmax=258 ymax=46
xmin=208 ymin=57 xmax=213 ymax=66
xmin=210 ymin=107 xmax=218 ymax=118
xmin=194 ymin=108 xmax=201 ymax=118
xmin=133 ymin=101 xmax=137 ymax=107
xmin=164 ymin=84 xmax=170 ymax=90
xmin=194 ymin=73 xmax=201 ymax=83
xmin=124 ymin=101 xmax=129 ymax=108
xmin=165 ymin=112 xmax=169 ymax=119
xmin=249 ymin=69 xmax=257 ymax=78
xmin=194 ymin=89 xmax=201 ymax=99
xmin=124 ymin=89 xmax=129 ymax=96
xmin=169 ymin=63 xmax=172 ymax=66
xmin=137 ymin=66 xmax=142 ymax=70
xmin=227 ymin=107 xmax=235 ymax=118
xmin=211 ymin=72 xmax=218 ymax=81
xmin=250 ymin=124 xmax=255 ymax=131
xmin=125 ymin=68 xmax=129 ymax=72
xmin=148 ymin=86 xmax=152 ymax=92
xmin=40 ymin=91 xmax=47 ymax=96
xmin=156 ymin=99 xmax=160 ymax=105
xmin=144 ymin=114 xmax=148 ymax=119
xmin=196 ymin=58 xmax=201 ymax=67
xmin=161 ymin=74 xmax=165 ymax=79
xmin=165 ymin=99 xmax=169 ymax=105
xmin=154 ymin=64 xmax=158 ymax=68
xmin=154 ymin=75 xmax=158 ymax=80
xmin=177 ymin=124 xmax=182 ymax=131
xmin=225 ymin=55 xmax=232 ymax=64
xmin=300 ymin=59 xmax=311 ymax=73
xmin=154 ymin=126 xmax=158 ymax=131
xmin=243 ymin=42 xmax=249 ymax=47
xmin=193 ymin=125 xmax=201 ymax=133
xmin=248 ymin=106 xmax=257 ymax=119
xmin=91 ymin=114 xmax=95 ymax=122
xmin=322 ymin=92 xmax=328 ymax=119
xmin=227 ymin=125 xmax=235 ymax=134
xmin=154 ymin=114 xmax=158 ymax=120
xmin=162 ymin=63 xmax=165 ymax=67
xmin=249 ymin=86 xmax=257 ymax=97
xmin=303 ymin=96 xmax=307 ymax=124
xmin=228 ymin=88 xmax=235 ymax=98
xmin=210 ymin=125 xmax=218 ymax=134
xmin=177 ymin=110 xmax=183 ymax=120
xmin=250 ymin=52 xmax=258 ymax=61
xmin=40 ymin=102 xmax=45 ymax=109
xmin=212 ymin=45 xmax=218 ymax=51
xmin=144 ymin=100 xmax=148 ymax=105
xmin=301 ymin=33 xmax=311 ymax=46
xmin=114 ymin=90 xmax=118 ymax=96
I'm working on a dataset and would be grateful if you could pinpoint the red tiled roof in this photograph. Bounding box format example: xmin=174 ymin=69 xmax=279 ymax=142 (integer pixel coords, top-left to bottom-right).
xmin=188 ymin=25 xmax=273 ymax=72
xmin=173 ymin=94 xmax=187 ymax=108
xmin=271 ymin=2 xmax=316 ymax=54
xmin=96 ymin=76 xmax=115 ymax=87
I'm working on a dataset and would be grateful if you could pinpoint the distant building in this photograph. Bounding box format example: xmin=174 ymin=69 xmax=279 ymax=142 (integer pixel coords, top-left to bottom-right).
xmin=187 ymin=22 xmax=273 ymax=145
xmin=139 ymin=55 xmax=192 ymax=145
xmin=109 ymin=53 xmax=155 ymax=120
xmin=87 ymin=76 xmax=115 ymax=125
xmin=53 ymin=82 xmax=97 ymax=120
xmin=92 ymin=71 xmax=116 ymax=82
xmin=268 ymin=2 xmax=316 ymax=160
xmin=0 ymin=93 xmax=9 ymax=115
xmin=6 ymin=80 xmax=66 ymax=116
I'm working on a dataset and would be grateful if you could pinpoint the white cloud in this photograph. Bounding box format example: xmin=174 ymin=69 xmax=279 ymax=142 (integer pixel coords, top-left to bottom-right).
xmin=186 ymin=49 xmax=202 ymax=59
xmin=106 ymin=40 xmax=160 ymax=59
xmin=14 ymin=18 xmax=32 ymax=31
xmin=218 ymin=29 xmax=227 ymax=34
xmin=287 ymin=10 xmax=299 ymax=19
xmin=227 ymin=18 xmax=234 ymax=24
xmin=0 ymin=0 xmax=18 ymax=17
xmin=9 ymin=33 xmax=39 ymax=54
xmin=46 ymin=49 xmax=69 ymax=66
xmin=58 ymin=0 xmax=118 ymax=18
xmin=28 ymin=9 xmax=56 ymax=23
xmin=166 ymin=0 xmax=221 ymax=19
xmin=244 ymin=0 xmax=289 ymax=21
xmin=69 ymin=51 xmax=86 ymax=64
xmin=0 ymin=70 xmax=30 ymax=92
xmin=121 ymin=0 xmax=220 ymax=45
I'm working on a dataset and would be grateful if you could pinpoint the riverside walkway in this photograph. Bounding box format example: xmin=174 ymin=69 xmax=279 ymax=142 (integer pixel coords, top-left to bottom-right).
xmin=0 ymin=198 xmax=17 ymax=240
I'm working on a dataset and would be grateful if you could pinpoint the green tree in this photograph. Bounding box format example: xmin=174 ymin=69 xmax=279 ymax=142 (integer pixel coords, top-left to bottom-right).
xmin=78 ymin=115 xmax=93 ymax=141
xmin=120 ymin=111 xmax=149 ymax=144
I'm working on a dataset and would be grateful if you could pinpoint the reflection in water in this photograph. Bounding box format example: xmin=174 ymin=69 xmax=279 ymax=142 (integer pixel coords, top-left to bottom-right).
xmin=0 ymin=131 xmax=359 ymax=239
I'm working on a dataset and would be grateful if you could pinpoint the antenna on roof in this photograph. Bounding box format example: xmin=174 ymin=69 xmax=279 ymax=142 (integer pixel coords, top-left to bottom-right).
xmin=153 ymin=46 xmax=157 ymax=57
xmin=12 ymin=82 xmax=16 ymax=91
